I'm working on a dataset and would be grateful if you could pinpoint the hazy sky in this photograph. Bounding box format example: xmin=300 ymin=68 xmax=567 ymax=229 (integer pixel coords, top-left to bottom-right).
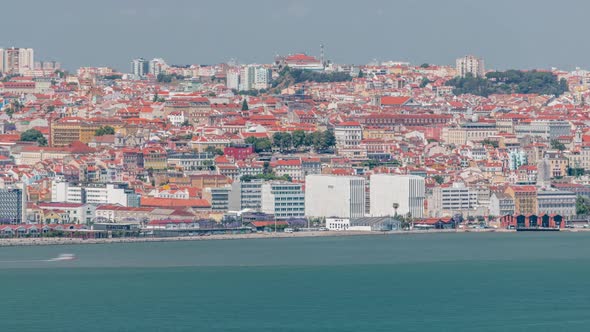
xmin=2 ymin=0 xmax=588 ymax=71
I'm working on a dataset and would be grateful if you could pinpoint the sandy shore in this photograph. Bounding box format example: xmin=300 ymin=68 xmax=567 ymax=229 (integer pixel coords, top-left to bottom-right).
xmin=0 ymin=228 xmax=524 ymax=247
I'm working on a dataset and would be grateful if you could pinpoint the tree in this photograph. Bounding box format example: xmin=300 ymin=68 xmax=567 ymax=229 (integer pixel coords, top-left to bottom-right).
xmin=205 ymin=146 xmax=224 ymax=156
xmin=420 ymin=63 xmax=430 ymax=68
xmin=241 ymin=99 xmax=249 ymax=111
xmin=20 ymin=129 xmax=47 ymax=146
xmin=240 ymin=173 xmax=292 ymax=182
xmin=362 ymin=159 xmax=381 ymax=169
xmin=321 ymin=129 xmax=336 ymax=150
xmin=446 ymin=70 xmax=568 ymax=97
xmin=95 ymin=126 xmax=115 ymax=136
xmin=550 ymin=139 xmax=566 ymax=151
xmin=292 ymin=130 xmax=306 ymax=148
xmin=576 ymin=195 xmax=590 ymax=215
xmin=433 ymin=175 xmax=445 ymax=185
xmin=482 ymin=139 xmax=499 ymax=148
xmin=272 ymin=132 xmax=292 ymax=151
xmin=357 ymin=70 xmax=365 ymax=78
xmin=420 ymin=78 xmax=431 ymax=88
xmin=245 ymin=136 xmax=272 ymax=153
xmin=152 ymin=92 xmax=159 ymax=102
xmin=180 ymin=120 xmax=191 ymax=127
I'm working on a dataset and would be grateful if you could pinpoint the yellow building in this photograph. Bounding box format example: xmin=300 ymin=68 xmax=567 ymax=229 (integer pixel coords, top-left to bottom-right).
xmin=50 ymin=117 xmax=123 ymax=147
xmin=142 ymin=146 xmax=167 ymax=170
xmin=505 ymin=185 xmax=538 ymax=215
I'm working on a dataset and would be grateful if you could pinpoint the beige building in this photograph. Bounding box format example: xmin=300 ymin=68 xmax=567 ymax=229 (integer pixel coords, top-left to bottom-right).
xmin=443 ymin=123 xmax=498 ymax=145
xmin=0 ymin=47 xmax=34 ymax=74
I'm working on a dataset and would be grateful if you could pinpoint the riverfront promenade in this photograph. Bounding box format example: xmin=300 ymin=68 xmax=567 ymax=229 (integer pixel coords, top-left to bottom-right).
xmin=0 ymin=228 xmax=521 ymax=247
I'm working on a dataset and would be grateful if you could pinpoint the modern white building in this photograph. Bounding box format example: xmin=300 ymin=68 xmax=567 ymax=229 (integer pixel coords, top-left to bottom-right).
xmin=430 ymin=182 xmax=478 ymax=217
xmin=370 ymin=174 xmax=425 ymax=218
xmin=51 ymin=181 xmax=140 ymax=207
xmin=261 ymin=181 xmax=305 ymax=219
xmin=305 ymin=174 xmax=365 ymax=219
xmin=456 ymin=55 xmax=485 ymax=78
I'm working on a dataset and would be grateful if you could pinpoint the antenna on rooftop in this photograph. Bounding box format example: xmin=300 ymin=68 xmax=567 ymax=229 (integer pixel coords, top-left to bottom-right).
xmin=320 ymin=43 xmax=325 ymax=68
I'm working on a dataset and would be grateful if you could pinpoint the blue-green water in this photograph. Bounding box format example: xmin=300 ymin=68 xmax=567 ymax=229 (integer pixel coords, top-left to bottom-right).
xmin=2 ymin=233 xmax=590 ymax=331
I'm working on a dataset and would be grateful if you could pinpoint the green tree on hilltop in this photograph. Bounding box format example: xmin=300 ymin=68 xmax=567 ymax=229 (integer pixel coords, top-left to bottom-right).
xmin=550 ymin=139 xmax=566 ymax=151
xmin=20 ymin=129 xmax=47 ymax=146
xmin=95 ymin=126 xmax=115 ymax=136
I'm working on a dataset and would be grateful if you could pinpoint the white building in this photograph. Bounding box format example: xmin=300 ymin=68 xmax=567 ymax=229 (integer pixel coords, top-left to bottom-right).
xmin=167 ymin=111 xmax=185 ymax=126
xmin=51 ymin=181 xmax=139 ymax=207
xmin=370 ymin=174 xmax=425 ymax=218
xmin=254 ymin=67 xmax=271 ymax=90
xmin=335 ymin=121 xmax=363 ymax=158
xmin=261 ymin=181 xmax=305 ymax=219
xmin=456 ymin=55 xmax=485 ymax=78
xmin=305 ymin=174 xmax=365 ymax=219
xmin=226 ymin=68 xmax=240 ymax=90
xmin=326 ymin=217 xmax=350 ymax=231
xmin=430 ymin=182 xmax=478 ymax=217
xmin=36 ymin=203 xmax=96 ymax=224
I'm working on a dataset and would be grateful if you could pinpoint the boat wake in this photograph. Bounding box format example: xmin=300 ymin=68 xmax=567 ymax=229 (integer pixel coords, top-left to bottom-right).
xmin=0 ymin=253 xmax=77 ymax=263
xmin=45 ymin=253 xmax=77 ymax=262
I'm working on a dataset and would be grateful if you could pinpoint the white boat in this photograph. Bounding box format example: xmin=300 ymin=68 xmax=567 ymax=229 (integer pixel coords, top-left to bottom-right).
xmin=47 ymin=254 xmax=76 ymax=262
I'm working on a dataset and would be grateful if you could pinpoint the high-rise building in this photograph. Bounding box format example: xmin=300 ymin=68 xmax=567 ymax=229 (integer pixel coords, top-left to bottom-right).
xmin=149 ymin=58 xmax=167 ymax=76
xmin=305 ymin=175 xmax=365 ymax=218
xmin=0 ymin=47 xmax=34 ymax=74
xmin=456 ymin=55 xmax=485 ymax=78
xmin=370 ymin=174 xmax=425 ymax=218
xmin=239 ymin=65 xmax=256 ymax=91
xmin=131 ymin=58 xmax=149 ymax=78
xmin=226 ymin=68 xmax=240 ymax=90
xmin=228 ymin=180 xmax=263 ymax=211
xmin=261 ymin=181 xmax=305 ymax=219
xmin=0 ymin=188 xmax=25 ymax=224
xmin=254 ymin=67 xmax=271 ymax=90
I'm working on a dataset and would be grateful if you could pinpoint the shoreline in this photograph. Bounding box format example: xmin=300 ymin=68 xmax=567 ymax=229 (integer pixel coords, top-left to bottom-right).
xmin=1 ymin=228 xmax=587 ymax=247
xmin=0 ymin=228 xmax=514 ymax=247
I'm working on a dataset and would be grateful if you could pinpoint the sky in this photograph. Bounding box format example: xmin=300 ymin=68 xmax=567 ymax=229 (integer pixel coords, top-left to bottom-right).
xmin=2 ymin=0 xmax=589 ymax=72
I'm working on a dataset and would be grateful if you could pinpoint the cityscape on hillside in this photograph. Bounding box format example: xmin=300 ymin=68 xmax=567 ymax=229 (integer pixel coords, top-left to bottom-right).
xmin=1 ymin=45 xmax=590 ymax=238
